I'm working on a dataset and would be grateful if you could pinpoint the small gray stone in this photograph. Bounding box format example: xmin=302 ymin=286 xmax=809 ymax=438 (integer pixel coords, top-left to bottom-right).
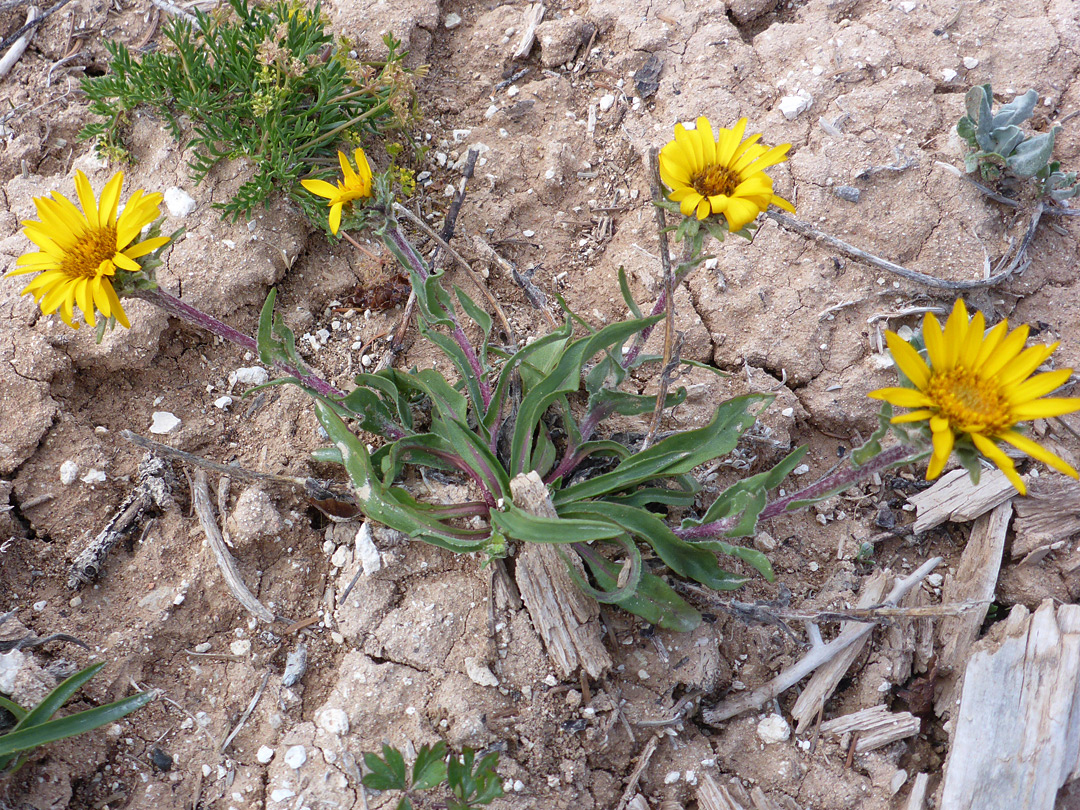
xmin=536 ymin=17 xmax=594 ymax=67
xmin=834 ymin=185 xmax=861 ymax=203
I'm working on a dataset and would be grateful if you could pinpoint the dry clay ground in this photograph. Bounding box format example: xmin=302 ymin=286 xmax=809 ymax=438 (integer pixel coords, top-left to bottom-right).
xmin=1 ymin=0 xmax=1080 ymax=808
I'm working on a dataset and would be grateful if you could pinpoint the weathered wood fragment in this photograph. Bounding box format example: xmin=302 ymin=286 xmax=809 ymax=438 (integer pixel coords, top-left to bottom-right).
xmin=908 ymin=468 xmax=1016 ymax=534
xmin=934 ymin=500 xmax=1011 ymax=713
xmin=940 ymin=600 xmax=1080 ymax=810
xmin=789 ymin=571 xmax=888 ymax=732
xmin=1012 ymin=477 xmax=1080 ymax=560
xmin=511 ymin=3 xmax=545 ymax=60
xmin=696 ymin=775 xmax=747 ymax=810
xmin=819 ymin=704 xmax=920 ymax=752
xmin=511 ymin=472 xmax=611 ymax=679
xmin=905 ymin=773 xmax=929 ymax=810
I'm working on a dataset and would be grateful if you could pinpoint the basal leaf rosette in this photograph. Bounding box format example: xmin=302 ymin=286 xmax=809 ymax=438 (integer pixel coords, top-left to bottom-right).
xmin=7 ymin=170 xmax=170 ymax=330
xmin=659 ymin=116 xmax=795 ymax=237
xmin=870 ymin=299 xmax=1080 ymax=494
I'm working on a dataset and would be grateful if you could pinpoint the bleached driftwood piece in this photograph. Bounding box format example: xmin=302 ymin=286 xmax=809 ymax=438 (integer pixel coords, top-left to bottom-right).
xmin=934 ymin=500 xmax=1011 ymax=714
xmin=1012 ymin=477 xmax=1080 ymax=562
xmin=908 ymin=468 xmax=1017 ymax=533
xmin=703 ymin=557 xmax=942 ymax=725
xmin=511 ymin=3 xmax=545 ymax=60
xmin=940 ymin=600 xmax=1080 ymax=810
xmin=905 ymin=773 xmax=929 ymax=810
xmin=697 ymin=775 xmax=747 ymax=810
xmin=192 ymin=470 xmax=275 ymax=624
xmin=789 ymin=570 xmax=888 ymax=733
xmin=510 ymin=472 xmax=611 ymax=679
xmin=0 ymin=5 xmax=38 ymax=78
xmin=819 ymin=704 xmax=920 ymax=752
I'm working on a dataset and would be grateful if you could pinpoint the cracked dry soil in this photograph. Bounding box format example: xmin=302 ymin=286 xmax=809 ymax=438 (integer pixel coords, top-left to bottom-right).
xmin=2 ymin=0 xmax=1080 ymax=808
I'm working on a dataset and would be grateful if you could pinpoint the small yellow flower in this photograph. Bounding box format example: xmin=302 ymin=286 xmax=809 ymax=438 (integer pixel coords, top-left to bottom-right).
xmin=659 ymin=116 xmax=795 ymax=231
xmin=7 ymin=170 xmax=168 ymax=329
xmin=301 ymin=147 xmax=373 ymax=234
xmin=870 ymin=299 xmax=1080 ymax=494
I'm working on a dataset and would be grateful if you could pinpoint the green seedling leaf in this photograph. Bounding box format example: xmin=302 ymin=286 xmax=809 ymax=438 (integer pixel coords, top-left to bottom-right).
xmin=992 ymin=88 xmax=1038 ymax=129
xmin=0 ymin=688 xmax=155 ymax=761
xmin=852 ymin=402 xmax=895 ymax=466
xmin=561 ymin=502 xmax=749 ymax=591
xmin=618 ymin=266 xmax=642 ymax=318
xmin=0 ymin=696 xmax=27 ymax=722
xmin=412 ymin=741 xmax=449 ymax=790
xmin=362 ymin=745 xmax=407 ymax=792
xmin=589 ymin=386 xmax=687 ymax=418
xmin=990 ymin=125 xmax=1024 ymax=158
xmin=1007 ymin=128 xmax=1057 ymax=177
xmin=560 ymin=535 xmax=642 ymax=603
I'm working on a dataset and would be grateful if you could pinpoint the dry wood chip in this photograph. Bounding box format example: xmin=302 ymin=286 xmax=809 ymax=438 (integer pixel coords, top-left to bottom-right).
xmin=1012 ymin=476 xmax=1080 ymax=560
xmin=820 ymin=704 xmax=921 ymax=752
xmin=940 ymin=599 xmax=1080 ymax=810
xmin=908 ymin=468 xmax=1017 ymax=534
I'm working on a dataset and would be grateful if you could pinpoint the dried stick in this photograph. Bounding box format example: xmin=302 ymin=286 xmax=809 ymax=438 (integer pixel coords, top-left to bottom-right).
xmin=392 ymin=201 xmax=515 ymax=341
xmin=701 ymin=556 xmax=943 ymax=725
xmin=68 ymin=455 xmax=174 ymax=589
xmin=191 ymin=470 xmax=276 ymax=624
xmin=147 ymin=0 xmax=197 ymax=24
xmin=0 ymin=5 xmax=37 ymax=78
xmin=0 ymin=0 xmax=66 ymax=54
xmin=937 ymin=161 xmax=1080 ymax=217
xmin=642 ymin=147 xmax=676 ymax=451
xmin=473 ymin=236 xmax=558 ymax=329
xmin=766 ymin=210 xmax=1033 ymax=290
xmin=220 ymin=671 xmax=270 ymax=752
xmin=614 ymin=734 xmax=661 ymax=810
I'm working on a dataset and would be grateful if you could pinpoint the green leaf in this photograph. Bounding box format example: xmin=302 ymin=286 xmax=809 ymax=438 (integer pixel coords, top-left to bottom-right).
xmin=396 ymin=798 xmax=413 ymax=810
xmin=575 ymin=544 xmax=700 ymax=631
xmin=490 ymin=503 xmax=624 ymax=544
xmin=412 ymin=741 xmax=448 ymax=790
xmin=553 ymin=394 xmax=772 ymax=505
xmin=852 ymin=402 xmax=894 ymax=466
xmin=1007 ymin=128 xmax=1057 ymax=177
xmin=362 ymin=745 xmax=407 ymax=792
xmin=257 ymin=289 xmax=278 ymax=367
xmin=618 ymin=266 xmax=642 ymax=318
xmin=510 ymin=314 xmax=664 ymax=475
xmin=589 ymin=386 xmax=687 ymax=417
xmin=0 ymin=695 xmax=27 ymax=721
xmin=561 ymin=502 xmax=748 ymax=591
xmin=560 ymin=536 xmax=641 ymax=603
xmin=992 ymin=88 xmax=1038 ymax=129
xmin=0 ymin=688 xmax=154 ymax=760
xmin=483 ymin=319 xmax=573 ymax=432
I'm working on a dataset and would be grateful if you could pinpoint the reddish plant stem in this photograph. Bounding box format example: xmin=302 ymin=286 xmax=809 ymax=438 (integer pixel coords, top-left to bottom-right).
xmin=133 ymin=288 xmax=345 ymax=400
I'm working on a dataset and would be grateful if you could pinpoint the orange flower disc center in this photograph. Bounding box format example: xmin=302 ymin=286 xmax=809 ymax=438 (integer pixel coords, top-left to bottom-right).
xmin=927 ymin=367 xmax=1012 ymax=434
xmin=60 ymin=225 xmax=118 ymax=279
xmin=690 ymin=164 xmax=739 ymax=198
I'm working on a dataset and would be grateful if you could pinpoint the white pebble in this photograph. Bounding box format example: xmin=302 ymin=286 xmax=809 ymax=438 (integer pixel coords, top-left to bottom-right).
xmin=444 ymin=11 xmax=462 ymax=28
xmin=963 ymin=56 xmax=979 ymax=69
xmin=598 ymin=93 xmax=615 ymax=112
xmin=793 ymin=464 xmax=810 ymax=476
xmin=317 ymin=708 xmax=350 ymax=736
xmin=194 ymin=642 xmax=211 ymax=653
xmin=230 ymin=640 xmax=252 ymax=656
xmin=781 ymin=407 xmax=794 ymax=418
xmin=778 ymin=93 xmax=812 ymax=120
xmin=756 ymin=713 xmax=791 ymax=744
xmin=164 ymin=187 xmax=197 ymax=217
xmin=452 ymin=128 xmax=472 ymax=143
xmin=942 ymin=68 xmax=958 ymax=82
xmin=214 ymin=396 xmax=233 ymax=410
xmin=664 ymin=771 xmax=681 ymax=784
xmin=926 ymin=573 xmax=944 ymax=587
xmin=81 ymin=469 xmax=106 ymax=484
xmin=230 ymin=367 xmax=269 ymax=387
xmin=899 ymin=1 xmax=916 ymax=11
xmin=465 ymin=657 xmax=500 ymax=687
xmin=69 ymin=595 xmax=82 ymax=608
xmin=284 ymin=745 xmax=307 ymax=769
xmin=59 ymin=460 xmax=80 ymax=485
xmin=257 ymin=746 xmax=275 ymax=764
xmin=330 ymin=545 xmax=350 ymax=569
xmin=269 ymin=788 xmax=295 ymax=802
xmin=149 ymin=412 xmax=181 ymax=435
xmin=355 ymin=523 xmax=382 ymax=575
xmin=33 ymin=600 xmax=46 ymax=611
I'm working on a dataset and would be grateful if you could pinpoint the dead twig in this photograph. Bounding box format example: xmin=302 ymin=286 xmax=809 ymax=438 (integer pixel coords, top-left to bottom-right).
xmin=473 ymin=236 xmax=557 ymax=328
xmin=642 ymin=147 xmax=676 ymax=451
xmin=702 ymin=556 xmax=943 ymax=725
xmin=191 ymin=470 xmax=276 ymax=624
xmin=0 ymin=0 xmax=71 ymax=52
xmin=68 ymin=455 xmax=175 ymax=589
xmin=147 ymin=0 xmax=197 ymax=24
xmin=614 ymin=734 xmax=661 ymax=810
xmin=766 ymin=210 xmax=1032 ymax=290
xmin=220 ymin=671 xmax=270 ymax=752
xmin=0 ymin=5 xmax=39 ymax=79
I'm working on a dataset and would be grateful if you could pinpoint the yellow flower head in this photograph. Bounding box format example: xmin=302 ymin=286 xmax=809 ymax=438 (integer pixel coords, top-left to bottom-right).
xmin=870 ymin=299 xmax=1080 ymax=494
xmin=659 ymin=116 xmax=795 ymax=231
xmin=301 ymin=147 xmax=373 ymax=234
xmin=7 ymin=170 xmax=168 ymax=329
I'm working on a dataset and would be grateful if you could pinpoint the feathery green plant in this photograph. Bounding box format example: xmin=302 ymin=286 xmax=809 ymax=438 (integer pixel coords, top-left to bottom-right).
xmin=362 ymin=742 xmax=502 ymax=810
xmin=79 ymin=0 xmax=416 ymax=222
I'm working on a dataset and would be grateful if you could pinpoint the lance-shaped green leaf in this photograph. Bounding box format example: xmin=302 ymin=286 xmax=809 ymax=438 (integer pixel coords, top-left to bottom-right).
xmin=490 ymin=502 xmax=623 ymax=544
xmin=483 ymin=319 xmax=573 ymax=431
xmin=315 ymin=402 xmax=489 ymax=552
xmin=683 ymin=446 xmax=807 ymax=538
xmin=1007 ymin=128 xmax=1057 ymax=177
xmin=553 ymin=394 xmax=772 ymax=505
xmin=618 ymin=266 xmax=643 ymax=318
xmin=588 ymin=386 xmax=687 ymax=417
xmin=559 ymin=537 xmax=642 ymax=604
xmin=560 ymin=502 xmax=749 ymax=591
xmin=510 ymin=314 xmax=664 ymax=475
xmin=352 ymin=371 xmax=416 ymax=431
xmin=992 ymin=88 xmax=1037 ymax=129
xmin=575 ymin=543 xmax=700 ymax=632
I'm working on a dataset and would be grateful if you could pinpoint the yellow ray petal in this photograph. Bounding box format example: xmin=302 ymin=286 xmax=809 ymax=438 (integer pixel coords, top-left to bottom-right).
xmin=329 ymin=202 xmax=343 ymax=234
xmin=974 ymin=320 xmax=1009 ymax=368
xmin=1011 ymin=397 xmax=1080 ymax=420
xmin=922 ymin=311 xmax=947 ymax=370
xmin=941 ymin=299 xmax=968 ymax=369
xmin=998 ymin=429 xmax=1078 ymax=478
xmin=74 ymin=171 xmax=99 ymax=227
xmin=926 ymin=417 xmax=954 ymax=480
xmin=884 ymin=330 xmax=931 ymax=388
xmin=971 ymin=433 xmax=1025 ymax=494
xmin=98 ymin=172 xmax=124 ymax=228
xmin=696 ymin=117 xmax=716 ymax=165
xmin=302 ymin=178 xmax=340 ymax=199
xmin=1006 ymin=368 xmax=1072 ymax=403
xmin=995 ymin=343 xmax=1057 ymax=388
xmin=866 ymin=387 xmax=933 ymax=408
xmin=980 ymin=323 xmax=1029 ymax=377
xmin=958 ymin=309 xmax=985 ymax=368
